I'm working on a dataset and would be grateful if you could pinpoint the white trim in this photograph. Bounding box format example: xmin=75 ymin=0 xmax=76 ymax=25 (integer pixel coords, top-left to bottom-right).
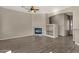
xmin=0 ymin=34 xmax=33 ymax=40
xmin=44 ymin=34 xmax=58 ymax=38
xmin=75 ymin=42 xmax=79 ymax=46
xmin=0 ymin=34 xmax=58 ymax=40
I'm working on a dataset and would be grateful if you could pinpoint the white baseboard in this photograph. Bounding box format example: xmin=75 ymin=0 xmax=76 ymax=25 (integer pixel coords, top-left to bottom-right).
xmin=75 ymin=42 xmax=79 ymax=46
xmin=0 ymin=34 xmax=58 ymax=40
xmin=44 ymin=35 xmax=58 ymax=38
xmin=0 ymin=34 xmax=33 ymax=40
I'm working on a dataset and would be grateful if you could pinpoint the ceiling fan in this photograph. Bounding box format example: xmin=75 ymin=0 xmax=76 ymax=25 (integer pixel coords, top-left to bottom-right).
xmin=21 ymin=6 xmax=39 ymax=13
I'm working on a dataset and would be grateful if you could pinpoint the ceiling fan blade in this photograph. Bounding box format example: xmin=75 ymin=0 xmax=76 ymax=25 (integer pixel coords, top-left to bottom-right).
xmin=35 ymin=9 xmax=39 ymax=10
xmin=27 ymin=10 xmax=31 ymax=12
xmin=21 ymin=6 xmax=30 ymax=10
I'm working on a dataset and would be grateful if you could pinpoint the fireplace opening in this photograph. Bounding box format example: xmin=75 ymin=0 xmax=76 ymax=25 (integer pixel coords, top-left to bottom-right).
xmin=35 ymin=28 xmax=42 ymax=34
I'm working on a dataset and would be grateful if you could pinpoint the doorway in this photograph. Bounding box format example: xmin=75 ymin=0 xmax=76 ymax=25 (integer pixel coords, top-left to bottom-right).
xmin=65 ymin=12 xmax=73 ymax=36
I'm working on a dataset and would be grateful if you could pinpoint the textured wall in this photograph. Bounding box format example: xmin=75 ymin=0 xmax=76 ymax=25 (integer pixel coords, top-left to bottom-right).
xmin=0 ymin=7 xmax=32 ymax=39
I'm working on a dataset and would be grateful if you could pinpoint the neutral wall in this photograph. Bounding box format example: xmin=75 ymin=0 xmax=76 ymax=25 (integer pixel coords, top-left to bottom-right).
xmin=32 ymin=14 xmax=46 ymax=35
xmin=47 ymin=6 xmax=79 ymax=44
xmin=0 ymin=11 xmax=3 ymax=39
xmin=0 ymin=7 xmax=32 ymax=40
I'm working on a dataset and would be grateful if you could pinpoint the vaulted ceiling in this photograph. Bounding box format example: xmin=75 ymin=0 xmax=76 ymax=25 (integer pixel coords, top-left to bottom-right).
xmin=1 ymin=6 xmax=70 ymax=14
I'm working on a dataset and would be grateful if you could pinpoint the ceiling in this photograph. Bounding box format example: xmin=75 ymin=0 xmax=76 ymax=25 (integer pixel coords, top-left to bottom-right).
xmin=1 ymin=6 xmax=70 ymax=14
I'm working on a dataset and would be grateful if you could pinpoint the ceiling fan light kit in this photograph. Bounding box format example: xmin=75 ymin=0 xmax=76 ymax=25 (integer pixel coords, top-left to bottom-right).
xmin=21 ymin=6 xmax=39 ymax=13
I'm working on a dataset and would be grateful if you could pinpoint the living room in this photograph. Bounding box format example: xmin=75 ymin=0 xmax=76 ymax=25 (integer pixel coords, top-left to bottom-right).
xmin=0 ymin=6 xmax=79 ymax=53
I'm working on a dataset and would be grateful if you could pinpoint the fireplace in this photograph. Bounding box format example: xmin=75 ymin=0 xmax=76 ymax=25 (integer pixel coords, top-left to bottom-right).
xmin=35 ymin=28 xmax=42 ymax=34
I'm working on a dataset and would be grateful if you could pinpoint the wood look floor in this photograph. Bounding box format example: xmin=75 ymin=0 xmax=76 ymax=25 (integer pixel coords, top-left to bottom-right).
xmin=0 ymin=36 xmax=79 ymax=53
